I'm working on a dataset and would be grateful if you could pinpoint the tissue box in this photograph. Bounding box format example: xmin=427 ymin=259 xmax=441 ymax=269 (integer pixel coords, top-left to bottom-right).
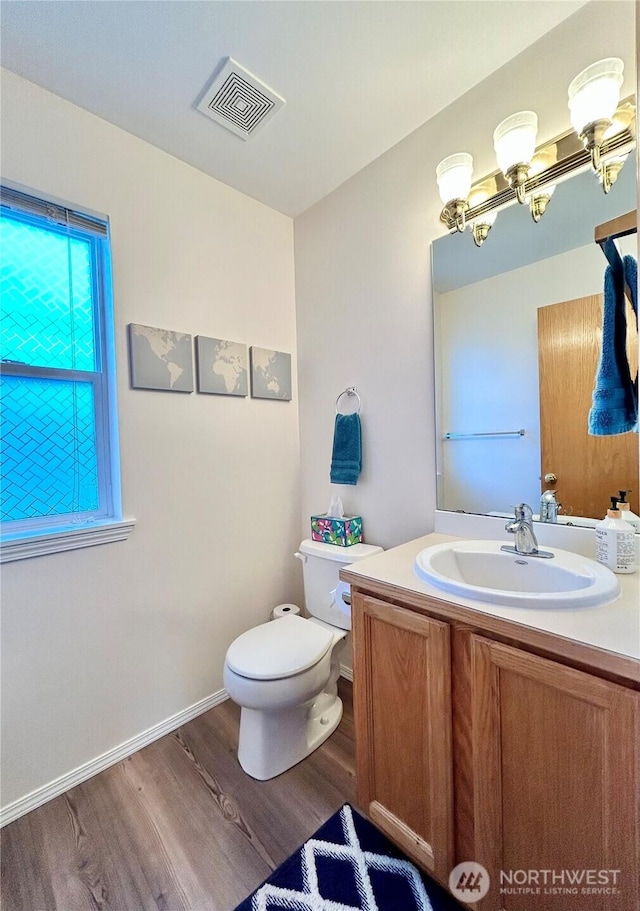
xmin=311 ymin=514 xmax=363 ymax=547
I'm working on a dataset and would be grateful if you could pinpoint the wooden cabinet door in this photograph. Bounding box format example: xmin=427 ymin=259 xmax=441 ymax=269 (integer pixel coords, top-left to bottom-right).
xmin=469 ymin=635 xmax=640 ymax=911
xmin=352 ymin=593 xmax=453 ymax=882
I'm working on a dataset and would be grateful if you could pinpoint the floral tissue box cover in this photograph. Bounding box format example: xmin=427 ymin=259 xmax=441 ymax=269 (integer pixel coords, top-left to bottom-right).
xmin=311 ymin=514 xmax=363 ymax=546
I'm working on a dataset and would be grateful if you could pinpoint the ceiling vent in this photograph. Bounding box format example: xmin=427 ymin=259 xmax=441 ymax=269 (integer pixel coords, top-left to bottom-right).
xmin=196 ymin=57 xmax=285 ymax=140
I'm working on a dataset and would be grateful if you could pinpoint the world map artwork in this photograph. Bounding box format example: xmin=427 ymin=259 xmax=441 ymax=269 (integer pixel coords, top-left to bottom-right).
xmin=196 ymin=337 xmax=248 ymax=396
xmin=250 ymin=346 xmax=292 ymax=401
xmin=129 ymin=324 xmax=193 ymax=392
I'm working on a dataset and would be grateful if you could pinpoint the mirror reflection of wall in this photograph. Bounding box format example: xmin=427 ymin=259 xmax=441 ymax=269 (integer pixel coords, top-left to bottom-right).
xmin=432 ymin=162 xmax=638 ymax=528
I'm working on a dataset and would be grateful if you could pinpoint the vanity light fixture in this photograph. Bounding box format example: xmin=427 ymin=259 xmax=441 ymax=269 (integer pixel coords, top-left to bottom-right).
xmin=526 ymin=145 xmax=557 ymax=223
xmin=599 ymin=154 xmax=628 ymax=194
xmin=598 ymin=101 xmax=634 ymax=194
xmin=469 ymin=209 xmax=497 ymax=247
xmin=437 ymin=60 xmax=635 ymax=246
xmin=436 ymin=153 xmax=473 ymax=232
xmin=468 ymin=180 xmax=498 ymax=247
xmin=568 ymin=58 xmax=624 ymax=173
xmin=528 ymin=188 xmax=554 ymax=223
xmin=493 ymin=111 xmax=538 ymax=204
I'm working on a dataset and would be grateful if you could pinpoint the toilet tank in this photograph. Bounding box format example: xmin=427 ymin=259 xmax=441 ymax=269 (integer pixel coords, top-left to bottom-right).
xmin=297 ymin=539 xmax=383 ymax=631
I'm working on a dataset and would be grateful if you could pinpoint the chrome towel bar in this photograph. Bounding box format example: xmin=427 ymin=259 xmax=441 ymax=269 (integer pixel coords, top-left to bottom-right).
xmin=443 ymin=428 xmax=525 ymax=440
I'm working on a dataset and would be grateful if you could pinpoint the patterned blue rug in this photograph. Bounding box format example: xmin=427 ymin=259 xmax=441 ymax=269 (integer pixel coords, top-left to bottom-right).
xmin=233 ymin=803 xmax=464 ymax=910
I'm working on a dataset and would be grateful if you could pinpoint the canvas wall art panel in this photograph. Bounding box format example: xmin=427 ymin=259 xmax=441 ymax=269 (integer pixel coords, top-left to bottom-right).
xmin=250 ymin=347 xmax=292 ymax=401
xmin=196 ymin=336 xmax=248 ymax=396
xmin=128 ymin=324 xmax=193 ymax=392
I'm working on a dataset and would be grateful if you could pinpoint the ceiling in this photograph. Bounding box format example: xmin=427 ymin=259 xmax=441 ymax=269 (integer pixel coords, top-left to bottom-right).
xmin=1 ymin=1 xmax=589 ymax=217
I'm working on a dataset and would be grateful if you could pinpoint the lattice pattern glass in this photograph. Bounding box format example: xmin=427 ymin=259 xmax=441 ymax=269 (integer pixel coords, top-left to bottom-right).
xmin=0 ymin=216 xmax=96 ymax=371
xmin=0 ymin=376 xmax=99 ymax=521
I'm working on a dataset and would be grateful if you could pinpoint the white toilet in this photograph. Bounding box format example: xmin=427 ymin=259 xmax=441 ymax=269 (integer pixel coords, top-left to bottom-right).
xmin=223 ymin=538 xmax=382 ymax=780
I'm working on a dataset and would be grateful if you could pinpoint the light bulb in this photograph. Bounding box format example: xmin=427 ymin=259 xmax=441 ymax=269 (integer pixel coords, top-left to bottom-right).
xmin=436 ymin=153 xmax=473 ymax=205
xmin=471 ymin=209 xmax=497 ymax=228
xmin=493 ymin=112 xmax=538 ymax=174
xmin=568 ymin=58 xmax=624 ymax=135
xmin=468 ymin=178 xmax=497 ymax=209
xmin=604 ymin=101 xmax=635 ymax=139
xmin=470 ymin=210 xmax=497 ymax=247
xmin=600 ymin=154 xmax=628 ymax=193
xmin=529 ymin=144 xmax=557 ymax=177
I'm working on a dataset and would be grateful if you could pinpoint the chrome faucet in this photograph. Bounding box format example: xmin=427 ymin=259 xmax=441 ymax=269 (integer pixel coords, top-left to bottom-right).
xmin=540 ymin=489 xmax=561 ymax=523
xmin=503 ymin=503 xmax=554 ymax=558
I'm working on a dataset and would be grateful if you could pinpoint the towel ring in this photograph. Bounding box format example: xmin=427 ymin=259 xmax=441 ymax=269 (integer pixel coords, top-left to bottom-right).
xmin=335 ymin=386 xmax=361 ymax=415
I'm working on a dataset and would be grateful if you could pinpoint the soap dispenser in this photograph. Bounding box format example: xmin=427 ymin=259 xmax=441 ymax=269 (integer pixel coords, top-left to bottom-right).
xmin=540 ymin=489 xmax=561 ymax=523
xmin=617 ymin=491 xmax=640 ymax=534
xmin=595 ymin=497 xmax=636 ymax=574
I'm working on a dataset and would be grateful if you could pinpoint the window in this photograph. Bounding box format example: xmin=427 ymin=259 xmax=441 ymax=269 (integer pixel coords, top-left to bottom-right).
xmin=0 ymin=186 xmax=131 ymax=559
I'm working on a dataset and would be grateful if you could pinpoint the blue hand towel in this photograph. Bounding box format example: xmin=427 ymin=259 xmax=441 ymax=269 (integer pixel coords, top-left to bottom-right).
xmin=623 ymin=254 xmax=638 ymax=322
xmin=625 ymin=254 xmax=639 ymax=429
xmin=588 ymin=254 xmax=638 ymax=435
xmin=330 ymin=412 xmax=362 ymax=485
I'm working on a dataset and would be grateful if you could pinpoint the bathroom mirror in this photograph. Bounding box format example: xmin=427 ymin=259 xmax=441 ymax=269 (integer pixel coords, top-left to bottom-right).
xmin=432 ymin=158 xmax=638 ymax=529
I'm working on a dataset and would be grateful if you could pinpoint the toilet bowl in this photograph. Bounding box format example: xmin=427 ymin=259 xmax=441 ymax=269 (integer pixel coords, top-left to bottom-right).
xmin=224 ymin=615 xmax=346 ymax=779
xmin=223 ymin=538 xmax=382 ymax=780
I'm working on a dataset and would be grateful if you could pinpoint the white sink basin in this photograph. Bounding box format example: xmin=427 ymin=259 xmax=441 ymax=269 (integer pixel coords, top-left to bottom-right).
xmin=414 ymin=540 xmax=620 ymax=609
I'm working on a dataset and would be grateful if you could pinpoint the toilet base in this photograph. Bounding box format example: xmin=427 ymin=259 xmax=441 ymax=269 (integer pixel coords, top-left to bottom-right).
xmin=237 ymin=690 xmax=343 ymax=780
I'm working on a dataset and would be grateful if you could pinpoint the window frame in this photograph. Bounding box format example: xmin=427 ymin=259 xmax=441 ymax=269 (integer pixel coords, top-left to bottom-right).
xmin=0 ymin=184 xmax=131 ymax=557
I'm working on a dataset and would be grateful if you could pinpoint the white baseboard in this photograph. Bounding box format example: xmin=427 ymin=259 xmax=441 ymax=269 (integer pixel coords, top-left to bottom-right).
xmin=340 ymin=664 xmax=353 ymax=682
xmin=0 ymin=688 xmax=229 ymax=828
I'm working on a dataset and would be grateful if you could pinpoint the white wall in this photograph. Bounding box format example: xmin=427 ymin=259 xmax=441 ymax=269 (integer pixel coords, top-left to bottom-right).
xmin=294 ymin=1 xmax=636 ymax=553
xmin=0 ymin=70 xmax=301 ymax=810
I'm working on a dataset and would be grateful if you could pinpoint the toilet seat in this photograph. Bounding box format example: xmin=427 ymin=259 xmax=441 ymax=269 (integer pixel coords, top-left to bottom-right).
xmin=225 ymin=615 xmax=334 ymax=681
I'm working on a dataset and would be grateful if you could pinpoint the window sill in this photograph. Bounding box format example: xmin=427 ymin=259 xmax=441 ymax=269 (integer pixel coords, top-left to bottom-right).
xmin=0 ymin=518 xmax=136 ymax=563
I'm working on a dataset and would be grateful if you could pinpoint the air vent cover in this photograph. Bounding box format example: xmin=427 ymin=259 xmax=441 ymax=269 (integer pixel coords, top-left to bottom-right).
xmin=197 ymin=57 xmax=285 ymax=140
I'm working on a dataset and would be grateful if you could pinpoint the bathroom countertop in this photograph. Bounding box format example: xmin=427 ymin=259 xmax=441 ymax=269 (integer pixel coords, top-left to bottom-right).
xmin=340 ymin=532 xmax=640 ymax=686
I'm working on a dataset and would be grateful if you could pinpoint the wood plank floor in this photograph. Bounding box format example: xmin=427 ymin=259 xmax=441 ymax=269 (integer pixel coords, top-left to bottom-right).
xmin=1 ymin=679 xmax=355 ymax=911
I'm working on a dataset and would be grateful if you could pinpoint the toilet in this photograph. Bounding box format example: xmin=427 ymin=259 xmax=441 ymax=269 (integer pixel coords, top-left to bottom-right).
xmin=223 ymin=538 xmax=382 ymax=780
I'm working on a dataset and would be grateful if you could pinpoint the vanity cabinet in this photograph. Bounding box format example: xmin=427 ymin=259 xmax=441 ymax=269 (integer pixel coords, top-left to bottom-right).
xmin=351 ymin=595 xmax=454 ymax=882
xmin=467 ymin=635 xmax=639 ymax=911
xmin=351 ymin=590 xmax=640 ymax=911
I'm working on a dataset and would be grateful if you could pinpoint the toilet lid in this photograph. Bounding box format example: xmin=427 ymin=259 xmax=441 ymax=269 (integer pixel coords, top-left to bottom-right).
xmin=226 ymin=615 xmax=334 ymax=681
